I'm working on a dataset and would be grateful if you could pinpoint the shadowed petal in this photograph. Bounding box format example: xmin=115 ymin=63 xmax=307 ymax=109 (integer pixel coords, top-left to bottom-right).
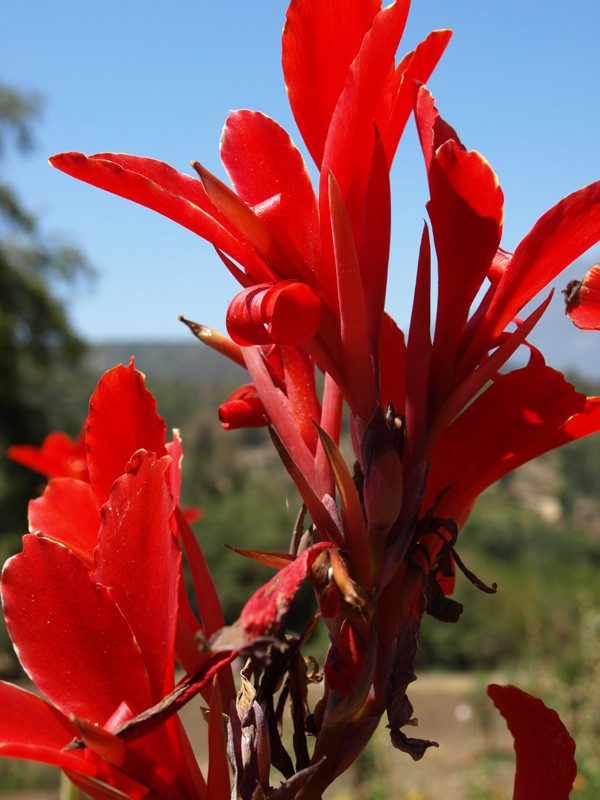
xmin=488 ymin=684 xmax=577 ymax=800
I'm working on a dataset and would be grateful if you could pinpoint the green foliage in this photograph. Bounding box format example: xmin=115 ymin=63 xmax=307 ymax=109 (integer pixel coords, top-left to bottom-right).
xmin=0 ymin=79 xmax=91 ymax=540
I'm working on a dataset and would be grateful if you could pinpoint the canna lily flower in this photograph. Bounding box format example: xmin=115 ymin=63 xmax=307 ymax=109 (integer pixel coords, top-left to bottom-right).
xmin=49 ymin=0 xmax=452 ymax=424
xmin=8 ymin=428 xmax=88 ymax=481
xmin=11 ymin=361 xmax=226 ymax=670
xmin=1 ymin=364 xmax=250 ymax=797
xmin=0 ymin=448 xmax=233 ymax=799
xmin=45 ymin=0 xmax=600 ymax=795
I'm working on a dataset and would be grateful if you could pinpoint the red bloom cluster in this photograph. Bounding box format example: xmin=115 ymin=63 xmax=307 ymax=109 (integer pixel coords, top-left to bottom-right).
xmin=2 ymin=363 xmax=238 ymax=797
xmin=4 ymin=0 xmax=598 ymax=797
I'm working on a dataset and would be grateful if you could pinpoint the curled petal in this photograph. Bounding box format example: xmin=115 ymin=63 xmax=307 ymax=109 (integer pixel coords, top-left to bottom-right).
xmin=218 ymin=384 xmax=268 ymax=430
xmin=226 ymin=280 xmax=322 ymax=346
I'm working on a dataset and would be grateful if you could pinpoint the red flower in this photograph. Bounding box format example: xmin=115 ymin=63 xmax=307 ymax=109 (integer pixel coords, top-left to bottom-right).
xmin=8 ymin=429 xmax=88 ymax=481
xmin=1 ymin=363 xmax=237 ymax=797
xmin=44 ymin=0 xmax=600 ymax=795
xmin=0 ymin=451 xmax=217 ymax=799
xmin=50 ymin=1 xmax=451 ymax=424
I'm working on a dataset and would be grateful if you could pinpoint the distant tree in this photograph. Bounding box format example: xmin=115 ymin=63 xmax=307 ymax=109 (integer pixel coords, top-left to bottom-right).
xmin=0 ymin=80 xmax=92 ymax=540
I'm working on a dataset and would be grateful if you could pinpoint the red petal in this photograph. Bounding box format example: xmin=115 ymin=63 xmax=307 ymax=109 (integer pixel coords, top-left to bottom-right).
xmin=282 ymin=0 xmax=381 ymax=168
xmin=0 ymin=682 xmax=76 ymax=759
xmin=316 ymin=425 xmax=371 ymax=589
xmin=0 ymin=688 xmax=162 ymax=799
xmin=226 ymin=281 xmax=322 ymax=346
xmin=192 ymin=160 xmax=289 ymax=280
xmin=487 ymin=684 xmax=577 ymax=800
xmin=321 ymin=0 xmax=410 ymax=234
xmin=324 ymin=619 xmax=368 ymax=695
xmin=221 ymin=110 xmax=323 ymax=284
xmin=480 ymin=180 xmax=600 ymax=341
xmin=50 ymin=152 xmax=267 ymax=279
xmin=565 ymin=263 xmax=600 ymax=330
xmin=424 ymin=366 xmax=586 ymax=527
xmin=328 ymin=172 xmax=376 ymax=419
xmin=7 ymin=430 xmax=88 ymax=480
xmin=1 ymin=535 xmax=152 ymax=723
xmin=218 ymin=384 xmax=268 ymax=430
xmin=415 ymin=88 xmax=503 ymax=405
xmin=405 ymin=225 xmax=432 ymax=458
xmin=358 ymin=131 xmax=391 ymax=360
xmin=240 ymin=542 xmax=335 ymax=640
xmin=28 ymin=478 xmax=99 ymax=564
xmin=86 ymin=361 xmax=167 ymax=506
xmin=95 ymin=452 xmax=180 ymax=701
xmin=380 ymin=30 xmax=452 ymax=163
xmin=175 ymin=507 xmax=225 ymax=639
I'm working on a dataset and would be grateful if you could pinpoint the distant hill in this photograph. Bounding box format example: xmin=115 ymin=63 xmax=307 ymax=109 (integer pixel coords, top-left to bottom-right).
xmin=87 ymin=340 xmax=246 ymax=384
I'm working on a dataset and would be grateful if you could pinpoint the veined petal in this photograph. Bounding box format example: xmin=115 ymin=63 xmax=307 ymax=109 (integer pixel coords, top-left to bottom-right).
xmin=564 ymin=263 xmax=600 ymax=329
xmin=282 ymin=0 xmax=381 ymax=168
xmin=95 ymin=452 xmax=180 ymax=702
xmin=1 ymin=535 xmax=152 ymax=723
xmin=86 ymin=361 xmax=167 ymax=506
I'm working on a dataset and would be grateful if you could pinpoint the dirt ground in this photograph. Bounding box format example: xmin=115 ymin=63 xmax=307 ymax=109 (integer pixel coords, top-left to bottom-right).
xmin=1 ymin=672 xmax=515 ymax=800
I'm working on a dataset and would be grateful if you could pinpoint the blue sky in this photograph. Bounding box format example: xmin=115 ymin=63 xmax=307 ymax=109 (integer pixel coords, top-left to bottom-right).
xmin=3 ymin=0 xmax=599 ymax=374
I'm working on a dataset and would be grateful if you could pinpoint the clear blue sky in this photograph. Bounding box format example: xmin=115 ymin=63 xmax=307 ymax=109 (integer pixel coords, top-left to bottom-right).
xmin=3 ymin=1 xmax=599 ymax=374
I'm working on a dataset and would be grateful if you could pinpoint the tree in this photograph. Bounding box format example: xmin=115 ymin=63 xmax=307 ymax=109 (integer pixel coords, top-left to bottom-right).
xmin=0 ymin=80 xmax=92 ymax=541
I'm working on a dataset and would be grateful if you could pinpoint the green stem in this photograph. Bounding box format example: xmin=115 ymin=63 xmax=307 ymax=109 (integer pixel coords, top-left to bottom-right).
xmin=59 ymin=772 xmax=84 ymax=800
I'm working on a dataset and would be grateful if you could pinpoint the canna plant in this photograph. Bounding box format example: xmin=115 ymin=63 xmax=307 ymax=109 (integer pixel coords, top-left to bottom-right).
xmin=3 ymin=0 xmax=600 ymax=797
